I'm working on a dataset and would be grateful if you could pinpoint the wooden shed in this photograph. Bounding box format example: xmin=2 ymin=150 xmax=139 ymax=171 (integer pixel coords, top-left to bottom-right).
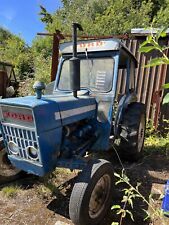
xmin=117 ymin=29 xmax=169 ymax=129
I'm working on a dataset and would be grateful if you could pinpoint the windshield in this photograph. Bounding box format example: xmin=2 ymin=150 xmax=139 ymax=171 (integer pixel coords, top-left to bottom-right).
xmin=58 ymin=58 xmax=114 ymax=92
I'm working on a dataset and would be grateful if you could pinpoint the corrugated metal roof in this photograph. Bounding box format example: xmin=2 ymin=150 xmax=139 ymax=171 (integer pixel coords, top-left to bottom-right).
xmin=131 ymin=28 xmax=169 ymax=35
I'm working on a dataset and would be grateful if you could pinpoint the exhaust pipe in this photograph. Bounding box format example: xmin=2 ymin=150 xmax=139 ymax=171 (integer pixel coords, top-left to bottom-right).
xmin=69 ymin=23 xmax=83 ymax=98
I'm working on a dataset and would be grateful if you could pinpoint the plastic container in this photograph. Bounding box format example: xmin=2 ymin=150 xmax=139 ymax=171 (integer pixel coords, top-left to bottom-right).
xmin=162 ymin=180 xmax=169 ymax=217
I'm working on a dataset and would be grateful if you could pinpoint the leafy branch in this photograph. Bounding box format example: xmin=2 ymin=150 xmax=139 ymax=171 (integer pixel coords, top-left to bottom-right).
xmin=139 ymin=27 xmax=169 ymax=104
xmin=111 ymin=170 xmax=165 ymax=225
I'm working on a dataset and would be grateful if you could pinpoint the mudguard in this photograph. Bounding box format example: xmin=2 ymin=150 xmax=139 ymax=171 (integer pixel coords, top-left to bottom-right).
xmin=114 ymin=91 xmax=137 ymax=138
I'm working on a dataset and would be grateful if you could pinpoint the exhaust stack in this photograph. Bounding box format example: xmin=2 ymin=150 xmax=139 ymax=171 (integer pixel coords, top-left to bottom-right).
xmin=69 ymin=23 xmax=83 ymax=98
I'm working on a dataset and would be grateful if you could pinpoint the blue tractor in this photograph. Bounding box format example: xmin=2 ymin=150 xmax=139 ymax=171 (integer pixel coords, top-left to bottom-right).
xmin=0 ymin=23 xmax=145 ymax=225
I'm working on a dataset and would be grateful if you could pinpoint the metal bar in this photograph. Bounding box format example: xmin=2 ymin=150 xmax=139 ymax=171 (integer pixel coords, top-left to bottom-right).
xmin=51 ymin=33 xmax=59 ymax=82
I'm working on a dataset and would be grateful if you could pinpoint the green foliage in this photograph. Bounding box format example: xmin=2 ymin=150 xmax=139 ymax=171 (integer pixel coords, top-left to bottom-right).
xmin=93 ymin=0 xmax=153 ymax=35
xmin=162 ymin=83 xmax=169 ymax=89
xmin=0 ymin=27 xmax=33 ymax=80
xmin=45 ymin=0 xmax=110 ymax=35
xmin=0 ymin=27 xmax=12 ymax=44
xmin=146 ymin=120 xmax=156 ymax=137
xmin=33 ymin=53 xmax=51 ymax=84
xmin=31 ymin=36 xmax=52 ymax=58
xmin=39 ymin=5 xmax=53 ymax=24
xmin=139 ymin=28 xmax=169 ymax=63
xmin=153 ymin=0 xmax=169 ymax=27
xmin=144 ymin=129 xmax=169 ymax=155
xmin=40 ymin=0 xmax=154 ymax=36
xmin=163 ymin=93 xmax=169 ymax=104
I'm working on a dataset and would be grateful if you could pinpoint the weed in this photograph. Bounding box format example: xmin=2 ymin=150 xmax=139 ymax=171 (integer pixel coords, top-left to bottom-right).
xmin=144 ymin=132 xmax=169 ymax=157
xmin=36 ymin=184 xmax=53 ymax=198
xmin=146 ymin=120 xmax=156 ymax=137
xmin=1 ymin=185 xmax=20 ymax=198
xmin=111 ymin=170 xmax=166 ymax=225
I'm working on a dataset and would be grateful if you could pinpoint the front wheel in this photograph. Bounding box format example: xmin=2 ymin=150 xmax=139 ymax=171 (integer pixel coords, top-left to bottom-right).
xmin=69 ymin=159 xmax=114 ymax=225
xmin=0 ymin=139 xmax=24 ymax=185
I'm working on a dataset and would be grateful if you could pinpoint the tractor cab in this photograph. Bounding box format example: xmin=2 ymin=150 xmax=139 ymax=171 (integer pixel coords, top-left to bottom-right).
xmin=53 ymin=38 xmax=138 ymax=144
xmin=55 ymin=38 xmax=137 ymax=96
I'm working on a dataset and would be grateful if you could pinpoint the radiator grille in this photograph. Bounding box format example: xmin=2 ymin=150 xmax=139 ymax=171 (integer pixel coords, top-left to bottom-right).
xmin=1 ymin=123 xmax=41 ymax=164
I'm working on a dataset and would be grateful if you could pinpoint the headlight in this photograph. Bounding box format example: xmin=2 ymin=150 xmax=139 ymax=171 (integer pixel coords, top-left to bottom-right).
xmin=27 ymin=146 xmax=38 ymax=160
xmin=8 ymin=141 xmax=19 ymax=154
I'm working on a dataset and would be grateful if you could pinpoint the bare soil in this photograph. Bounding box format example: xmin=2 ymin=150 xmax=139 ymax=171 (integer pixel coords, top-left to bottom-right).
xmin=0 ymin=151 xmax=169 ymax=225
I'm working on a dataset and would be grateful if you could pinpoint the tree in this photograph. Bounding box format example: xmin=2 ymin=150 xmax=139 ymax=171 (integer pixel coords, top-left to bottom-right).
xmin=0 ymin=27 xmax=12 ymax=44
xmin=93 ymin=0 xmax=153 ymax=35
xmin=38 ymin=0 xmax=154 ymax=35
xmin=39 ymin=1 xmax=110 ymax=34
xmin=31 ymin=36 xmax=52 ymax=58
xmin=39 ymin=5 xmax=53 ymax=24
xmin=0 ymin=27 xmax=34 ymax=79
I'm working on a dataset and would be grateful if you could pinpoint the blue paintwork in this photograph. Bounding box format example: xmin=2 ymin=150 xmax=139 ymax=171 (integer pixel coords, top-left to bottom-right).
xmin=90 ymin=54 xmax=119 ymax=150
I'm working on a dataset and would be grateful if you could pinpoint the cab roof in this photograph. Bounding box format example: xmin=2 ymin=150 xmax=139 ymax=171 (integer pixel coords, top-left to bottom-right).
xmin=60 ymin=38 xmax=138 ymax=67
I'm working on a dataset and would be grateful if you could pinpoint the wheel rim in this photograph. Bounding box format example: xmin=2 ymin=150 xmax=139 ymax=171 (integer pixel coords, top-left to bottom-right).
xmin=0 ymin=148 xmax=21 ymax=177
xmin=89 ymin=174 xmax=111 ymax=219
xmin=138 ymin=114 xmax=145 ymax=152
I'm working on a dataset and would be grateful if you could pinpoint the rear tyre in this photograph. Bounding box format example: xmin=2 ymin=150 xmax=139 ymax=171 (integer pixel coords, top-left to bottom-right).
xmin=0 ymin=138 xmax=24 ymax=185
xmin=69 ymin=159 xmax=114 ymax=225
xmin=119 ymin=103 xmax=146 ymax=161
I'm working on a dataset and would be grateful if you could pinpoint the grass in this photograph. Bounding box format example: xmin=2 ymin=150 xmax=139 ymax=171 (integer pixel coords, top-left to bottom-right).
xmin=35 ymin=168 xmax=75 ymax=199
xmin=144 ymin=132 xmax=169 ymax=156
xmin=1 ymin=185 xmax=21 ymax=198
xmin=144 ymin=120 xmax=169 ymax=156
xmin=36 ymin=183 xmax=54 ymax=198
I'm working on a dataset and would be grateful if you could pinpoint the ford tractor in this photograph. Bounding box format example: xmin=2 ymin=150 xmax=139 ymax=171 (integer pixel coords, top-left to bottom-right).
xmin=0 ymin=23 xmax=146 ymax=225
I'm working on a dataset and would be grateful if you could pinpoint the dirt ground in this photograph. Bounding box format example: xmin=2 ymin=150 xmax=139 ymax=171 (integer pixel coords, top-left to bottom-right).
xmin=0 ymin=150 xmax=169 ymax=225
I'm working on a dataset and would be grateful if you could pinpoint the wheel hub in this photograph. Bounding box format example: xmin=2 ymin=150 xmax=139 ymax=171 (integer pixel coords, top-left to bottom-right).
xmin=138 ymin=115 xmax=145 ymax=152
xmin=89 ymin=174 xmax=111 ymax=219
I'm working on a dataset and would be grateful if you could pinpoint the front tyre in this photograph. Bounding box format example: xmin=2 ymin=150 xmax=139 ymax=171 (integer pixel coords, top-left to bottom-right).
xmin=69 ymin=159 xmax=114 ymax=225
xmin=0 ymin=139 xmax=24 ymax=185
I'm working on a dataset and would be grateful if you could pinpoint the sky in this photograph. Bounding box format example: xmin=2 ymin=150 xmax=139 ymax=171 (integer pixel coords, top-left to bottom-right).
xmin=0 ymin=0 xmax=62 ymax=45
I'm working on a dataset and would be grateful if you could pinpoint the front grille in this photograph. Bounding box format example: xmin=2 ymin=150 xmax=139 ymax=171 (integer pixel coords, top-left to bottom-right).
xmin=1 ymin=123 xmax=42 ymax=164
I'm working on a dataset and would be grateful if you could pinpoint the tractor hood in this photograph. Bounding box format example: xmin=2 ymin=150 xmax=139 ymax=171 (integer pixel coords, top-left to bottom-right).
xmin=0 ymin=95 xmax=97 ymax=133
xmin=0 ymin=94 xmax=97 ymax=176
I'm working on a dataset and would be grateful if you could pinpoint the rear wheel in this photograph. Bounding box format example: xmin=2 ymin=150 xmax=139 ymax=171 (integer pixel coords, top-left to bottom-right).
xmin=69 ymin=159 xmax=114 ymax=225
xmin=118 ymin=103 xmax=146 ymax=161
xmin=0 ymin=138 xmax=24 ymax=185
